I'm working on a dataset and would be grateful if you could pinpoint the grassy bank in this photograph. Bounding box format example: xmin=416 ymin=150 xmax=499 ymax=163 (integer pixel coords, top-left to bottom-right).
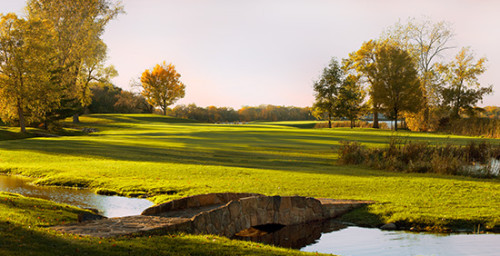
xmin=0 ymin=192 xmax=318 ymax=256
xmin=0 ymin=114 xmax=499 ymax=253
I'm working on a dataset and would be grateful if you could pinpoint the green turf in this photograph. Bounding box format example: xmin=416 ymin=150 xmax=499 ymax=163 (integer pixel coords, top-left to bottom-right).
xmin=0 ymin=114 xmax=499 ymax=254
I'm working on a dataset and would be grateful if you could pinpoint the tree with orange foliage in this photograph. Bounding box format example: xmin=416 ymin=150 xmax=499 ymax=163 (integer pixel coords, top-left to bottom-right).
xmin=141 ymin=62 xmax=186 ymax=115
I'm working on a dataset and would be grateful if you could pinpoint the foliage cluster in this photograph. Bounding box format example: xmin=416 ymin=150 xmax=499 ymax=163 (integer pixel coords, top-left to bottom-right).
xmin=141 ymin=62 xmax=186 ymax=116
xmin=88 ymin=84 xmax=152 ymax=114
xmin=167 ymin=104 xmax=314 ymax=123
xmin=315 ymin=18 xmax=493 ymax=133
xmin=0 ymin=0 xmax=122 ymax=132
xmin=338 ymin=139 xmax=500 ymax=178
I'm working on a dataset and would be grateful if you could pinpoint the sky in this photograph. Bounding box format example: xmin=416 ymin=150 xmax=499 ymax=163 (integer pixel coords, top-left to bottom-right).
xmin=1 ymin=0 xmax=499 ymax=109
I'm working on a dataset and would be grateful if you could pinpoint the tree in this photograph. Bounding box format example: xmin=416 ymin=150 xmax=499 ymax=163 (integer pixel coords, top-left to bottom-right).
xmin=313 ymin=58 xmax=343 ymax=128
xmin=26 ymin=0 xmax=123 ymax=123
xmin=345 ymin=40 xmax=382 ymax=128
xmin=437 ymin=47 xmax=492 ymax=118
xmin=371 ymin=42 xmax=423 ymax=130
xmin=384 ymin=18 xmax=454 ymax=130
xmin=0 ymin=14 xmax=56 ymax=132
xmin=336 ymin=75 xmax=366 ymax=128
xmin=141 ymin=62 xmax=186 ymax=115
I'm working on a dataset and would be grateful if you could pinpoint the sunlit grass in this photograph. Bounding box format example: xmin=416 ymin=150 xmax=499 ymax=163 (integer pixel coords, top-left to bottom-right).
xmin=0 ymin=113 xmax=498 ymax=231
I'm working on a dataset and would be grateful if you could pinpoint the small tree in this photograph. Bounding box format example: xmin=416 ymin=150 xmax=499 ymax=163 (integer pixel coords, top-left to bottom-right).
xmin=141 ymin=62 xmax=186 ymax=115
xmin=336 ymin=75 xmax=366 ymax=128
xmin=313 ymin=58 xmax=343 ymax=128
xmin=437 ymin=47 xmax=492 ymax=118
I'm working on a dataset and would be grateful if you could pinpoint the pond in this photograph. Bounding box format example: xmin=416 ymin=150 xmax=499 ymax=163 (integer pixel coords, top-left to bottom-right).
xmin=235 ymin=217 xmax=499 ymax=256
xmin=0 ymin=175 xmax=153 ymax=217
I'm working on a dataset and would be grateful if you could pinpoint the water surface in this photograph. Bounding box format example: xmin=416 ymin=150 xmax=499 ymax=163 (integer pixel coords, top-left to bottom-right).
xmin=301 ymin=226 xmax=499 ymax=256
xmin=0 ymin=175 xmax=153 ymax=217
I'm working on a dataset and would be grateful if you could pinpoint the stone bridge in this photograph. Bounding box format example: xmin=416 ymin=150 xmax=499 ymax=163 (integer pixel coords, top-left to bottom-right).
xmin=53 ymin=193 xmax=371 ymax=238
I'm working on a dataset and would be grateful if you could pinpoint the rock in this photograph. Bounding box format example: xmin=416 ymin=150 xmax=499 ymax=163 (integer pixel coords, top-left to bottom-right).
xmin=82 ymin=127 xmax=99 ymax=133
xmin=380 ymin=223 xmax=397 ymax=230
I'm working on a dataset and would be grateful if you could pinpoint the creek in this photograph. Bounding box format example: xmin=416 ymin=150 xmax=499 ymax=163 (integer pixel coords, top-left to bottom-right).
xmin=1 ymin=175 xmax=498 ymax=255
xmin=0 ymin=175 xmax=153 ymax=217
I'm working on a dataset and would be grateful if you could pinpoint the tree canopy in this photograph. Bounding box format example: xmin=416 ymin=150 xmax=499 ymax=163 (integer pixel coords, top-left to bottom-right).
xmin=141 ymin=62 xmax=186 ymax=115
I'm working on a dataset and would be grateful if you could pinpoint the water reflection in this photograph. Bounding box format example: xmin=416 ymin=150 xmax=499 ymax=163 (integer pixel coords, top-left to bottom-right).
xmin=234 ymin=219 xmax=347 ymax=249
xmin=301 ymin=226 xmax=500 ymax=256
xmin=0 ymin=175 xmax=153 ymax=217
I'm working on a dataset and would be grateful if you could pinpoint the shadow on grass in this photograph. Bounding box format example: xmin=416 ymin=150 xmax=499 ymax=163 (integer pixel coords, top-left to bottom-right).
xmin=337 ymin=205 xmax=384 ymax=228
xmin=0 ymin=121 xmax=496 ymax=178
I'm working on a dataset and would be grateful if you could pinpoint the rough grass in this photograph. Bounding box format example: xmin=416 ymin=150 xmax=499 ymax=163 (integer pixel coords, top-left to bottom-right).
xmin=0 ymin=114 xmax=499 ymax=254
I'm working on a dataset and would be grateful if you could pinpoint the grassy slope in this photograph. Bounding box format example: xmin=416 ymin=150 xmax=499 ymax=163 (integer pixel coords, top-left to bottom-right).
xmin=0 ymin=114 xmax=498 ymax=226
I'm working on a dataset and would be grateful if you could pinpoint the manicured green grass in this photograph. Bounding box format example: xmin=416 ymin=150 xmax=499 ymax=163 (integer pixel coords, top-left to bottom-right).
xmin=0 ymin=192 xmax=319 ymax=256
xmin=0 ymin=114 xmax=498 ymax=254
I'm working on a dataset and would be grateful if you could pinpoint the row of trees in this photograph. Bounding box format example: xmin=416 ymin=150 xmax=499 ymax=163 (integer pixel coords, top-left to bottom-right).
xmin=167 ymin=104 xmax=314 ymax=123
xmin=314 ymin=18 xmax=493 ymax=131
xmin=0 ymin=0 xmax=122 ymax=132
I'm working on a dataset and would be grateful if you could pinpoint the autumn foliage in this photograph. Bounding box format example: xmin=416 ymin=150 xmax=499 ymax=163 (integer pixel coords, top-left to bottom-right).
xmin=141 ymin=62 xmax=186 ymax=115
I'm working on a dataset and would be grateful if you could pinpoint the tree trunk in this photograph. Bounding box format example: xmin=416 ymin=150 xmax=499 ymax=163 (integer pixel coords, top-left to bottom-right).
xmin=73 ymin=113 xmax=80 ymax=123
xmin=328 ymin=113 xmax=332 ymax=128
xmin=372 ymin=110 xmax=379 ymax=128
xmin=394 ymin=108 xmax=398 ymax=131
xmin=17 ymin=102 xmax=26 ymax=133
xmin=350 ymin=119 xmax=354 ymax=129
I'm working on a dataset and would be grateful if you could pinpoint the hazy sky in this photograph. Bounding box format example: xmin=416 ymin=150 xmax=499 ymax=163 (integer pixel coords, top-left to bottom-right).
xmin=2 ymin=0 xmax=499 ymax=108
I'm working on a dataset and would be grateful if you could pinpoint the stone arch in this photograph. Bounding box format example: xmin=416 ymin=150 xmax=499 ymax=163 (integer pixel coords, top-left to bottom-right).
xmin=190 ymin=196 xmax=324 ymax=237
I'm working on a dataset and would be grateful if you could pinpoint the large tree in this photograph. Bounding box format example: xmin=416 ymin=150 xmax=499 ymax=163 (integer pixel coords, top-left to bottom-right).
xmin=345 ymin=40 xmax=381 ymax=128
xmin=384 ymin=18 xmax=454 ymax=130
xmin=371 ymin=42 xmax=424 ymax=130
xmin=0 ymin=14 xmax=56 ymax=132
xmin=141 ymin=62 xmax=186 ymax=115
xmin=26 ymin=0 xmax=123 ymax=123
xmin=437 ymin=47 xmax=492 ymax=118
xmin=313 ymin=58 xmax=343 ymax=128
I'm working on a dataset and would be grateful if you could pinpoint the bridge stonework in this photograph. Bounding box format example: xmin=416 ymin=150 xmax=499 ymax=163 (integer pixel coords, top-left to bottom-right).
xmin=142 ymin=193 xmax=370 ymax=237
xmin=52 ymin=193 xmax=370 ymax=238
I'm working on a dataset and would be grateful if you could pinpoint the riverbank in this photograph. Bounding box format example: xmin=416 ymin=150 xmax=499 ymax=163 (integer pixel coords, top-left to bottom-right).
xmin=0 ymin=114 xmax=498 ymax=243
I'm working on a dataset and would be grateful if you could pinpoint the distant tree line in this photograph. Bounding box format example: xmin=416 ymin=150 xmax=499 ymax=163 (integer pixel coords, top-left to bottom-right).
xmin=166 ymin=104 xmax=314 ymax=123
xmin=313 ymin=18 xmax=493 ymax=131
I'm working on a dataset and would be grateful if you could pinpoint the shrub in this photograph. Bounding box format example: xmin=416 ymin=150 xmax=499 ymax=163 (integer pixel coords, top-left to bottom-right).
xmin=337 ymin=138 xmax=500 ymax=178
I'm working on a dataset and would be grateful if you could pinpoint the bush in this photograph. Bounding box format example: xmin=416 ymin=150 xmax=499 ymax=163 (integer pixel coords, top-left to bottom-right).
xmin=337 ymin=139 xmax=500 ymax=178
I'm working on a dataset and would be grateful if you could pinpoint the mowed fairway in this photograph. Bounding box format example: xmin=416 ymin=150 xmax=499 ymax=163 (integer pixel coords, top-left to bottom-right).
xmin=0 ymin=114 xmax=499 ymax=230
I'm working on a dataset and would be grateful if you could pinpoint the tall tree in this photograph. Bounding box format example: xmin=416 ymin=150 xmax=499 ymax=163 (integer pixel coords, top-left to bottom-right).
xmin=437 ymin=47 xmax=492 ymax=118
xmin=371 ymin=42 xmax=424 ymax=130
xmin=313 ymin=58 xmax=343 ymax=128
xmin=0 ymin=14 xmax=56 ymax=132
xmin=384 ymin=18 xmax=454 ymax=130
xmin=345 ymin=40 xmax=381 ymax=128
xmin=141 ymin=62 xmax=186 ymax=115
xmin=26 ymin=0 xmax=123 ymax=123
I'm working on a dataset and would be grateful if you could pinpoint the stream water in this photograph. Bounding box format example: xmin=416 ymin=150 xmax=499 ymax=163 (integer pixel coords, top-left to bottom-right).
xmin=1 ymin=175 xmax=498 ymax=255
xmin=0 ymin=175 xmax=153 ymax=217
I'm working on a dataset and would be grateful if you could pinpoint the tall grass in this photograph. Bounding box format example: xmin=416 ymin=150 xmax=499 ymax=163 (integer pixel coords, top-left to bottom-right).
xmin=338 ymin=139 xmax=500 ymax=178
xmin=438 ymin=118 xmax=500 ymax=138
